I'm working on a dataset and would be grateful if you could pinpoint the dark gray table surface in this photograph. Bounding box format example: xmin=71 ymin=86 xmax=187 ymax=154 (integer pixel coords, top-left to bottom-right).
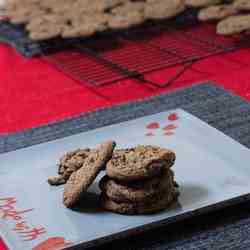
xmin=1 ymin=83 xmax=250 ymax=250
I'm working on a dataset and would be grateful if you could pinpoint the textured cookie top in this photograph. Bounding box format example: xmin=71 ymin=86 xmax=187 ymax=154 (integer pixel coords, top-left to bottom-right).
xmin=217 ymin=14 xmax=250 ymax=35
xmin=99 ymin=169 xmax=176 ymax=202
xmin=106 ymin=145 xmax=176 ymax=182
xmin=58 ymin=148 xmax=91 ymax=175
xmin=63 ymin=140 xmax=116 ymax=208
xmin=185 ymin=0 xmax=223 ymax=8
xmin=198 ymin=4 xmax=238 ymax=21
xmin=233 ymin=0 xmax=250 ymax=11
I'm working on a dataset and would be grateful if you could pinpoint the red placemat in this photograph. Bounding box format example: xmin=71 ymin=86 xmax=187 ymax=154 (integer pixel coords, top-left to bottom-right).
xmin=1 ymin=43 xmax=250 ymax=250
xmin=1 ymin=44 xmax=250 ymax=135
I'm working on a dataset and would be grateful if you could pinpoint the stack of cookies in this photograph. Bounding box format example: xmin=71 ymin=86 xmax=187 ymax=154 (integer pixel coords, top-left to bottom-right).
xmin=100 ymin=146 xmax=179 ymax=215
xmin=48 ymin=141 xmax=179 ymax=215
xmin=100 ymin=146 xmax=178 ymax=214
xmin=186 ymin=0 xmax=250 ymax=35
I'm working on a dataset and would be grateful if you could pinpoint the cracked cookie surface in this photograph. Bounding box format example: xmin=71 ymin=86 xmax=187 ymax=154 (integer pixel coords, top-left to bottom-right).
xmin=106 ymin=145 xmax=176 ymax=182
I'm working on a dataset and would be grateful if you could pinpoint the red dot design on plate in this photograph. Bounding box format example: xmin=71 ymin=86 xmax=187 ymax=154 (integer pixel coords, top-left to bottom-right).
xmin=32 ymin=237 xmax=72 ymax=250
xmin=168 ymin=113 xmax=179 ymax=121
xmin=146 ymin=132 xmax=155 ymax=137
xmin=146 ymin=122 xmax=160 ymax=129
xmin=163 ymin=124 xmax=177 ymax=131
xmin=145 ymin=114 xmax=179 ymax=137
xmin=163 ymin=131 xmax=174 ymax=136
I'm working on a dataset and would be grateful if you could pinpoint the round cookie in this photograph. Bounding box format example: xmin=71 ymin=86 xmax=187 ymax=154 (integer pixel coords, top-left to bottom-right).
xmin=7 ymin=5 xmax=46 ymax=25
xmin=185 ymin=0 xmax=223 ymax=8
xmin=63 ymin=140 xmax=116 ymax=208
xmin=99 ymin=169 xmax=175 ymax=203
xmin=108 ymin=11 xmax=145 ymax=29
xmin=217 ymin=14 xmax=250 ymax=35
xmin=145 ymin=0 xmax=186 ymax=20
xmin=108 ymin=1 xmax=145 ymax=29
xmin=106 ymin=145 xmax=176 ymax=182
xmin=100 ymin=188 xmax=179 ymax=215
xmin=26 ymin=14 xmax=63 ymax=41
xmin=198 ymin=5 xmax=238 ymax=21
xmin=233 ymin=0 xmax=250 ymax=11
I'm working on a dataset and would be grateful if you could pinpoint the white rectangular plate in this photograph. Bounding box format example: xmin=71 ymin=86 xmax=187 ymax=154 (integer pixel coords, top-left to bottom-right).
xmin=1 ymin=109 xmax=250 ymax=250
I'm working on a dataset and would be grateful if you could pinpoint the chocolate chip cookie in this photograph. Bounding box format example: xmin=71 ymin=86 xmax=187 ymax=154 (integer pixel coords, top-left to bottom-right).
xmin=185 ymin=0 xmax=223 ymax=8
xmin=145 ymin=0 xmax=186 ymax=20
xmin=198 ymin=4 xmax=238 ymax=21
xmin=99 ymin=169 xmax=175 ymax=202
xmin=233 ymin=0 xmax=250 ymax=11
xmin=106 ymin=145 xmax=176 ymax=182
xmin=108 ymin=1 xmax=145 ymax=29
xmin=48 ymin=148 xmax=91 ymax=186
xmin=63 ymin=140 xmax=116 ymax=208
xmin=100 ymin=188 xmax=179 ymax=215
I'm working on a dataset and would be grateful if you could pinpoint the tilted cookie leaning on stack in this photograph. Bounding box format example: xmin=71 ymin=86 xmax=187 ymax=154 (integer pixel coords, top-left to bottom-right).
xmin=48 ymin=141 xmax=179 ymax=215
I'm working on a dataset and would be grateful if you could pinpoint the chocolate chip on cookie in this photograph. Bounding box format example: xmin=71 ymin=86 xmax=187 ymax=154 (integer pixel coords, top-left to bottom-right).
xmin=63 ymin=140 xmax=116 ymax=208
xmin=106 ymin=145 xmax=176 ymax=182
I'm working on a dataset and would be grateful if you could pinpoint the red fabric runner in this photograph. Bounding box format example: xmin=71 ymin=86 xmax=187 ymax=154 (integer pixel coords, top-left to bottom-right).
xmin=0 ymin=43 xmax=250 ymax=249
xmin=1 ymin=44 xmax=250 ymax=135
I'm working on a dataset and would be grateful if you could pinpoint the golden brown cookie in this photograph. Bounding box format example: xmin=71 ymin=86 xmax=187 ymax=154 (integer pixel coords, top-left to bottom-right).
xmin=217 ymin=14 xmax=250 ymax=35
xmin=106 ymin=145 xmax=176 ymax=182
xmin=99 ymin=169 xmax=176 ymax=203
xmin=63 ymin=141 xmax=116 ymax=208
xmin=233 ymin=0 xmax=250 ymax=11
xmin=198 ymin=4 xmax=238 ymax=21
xmin=185 ymin=0 xmax=223 ymax=8
xmin=62 ymin=13 xmax=109 ymax=38
xmin=145 ymin=0 xmax=186 ymax=20
xmin=108 ymin=1 xmax=145 ymax=29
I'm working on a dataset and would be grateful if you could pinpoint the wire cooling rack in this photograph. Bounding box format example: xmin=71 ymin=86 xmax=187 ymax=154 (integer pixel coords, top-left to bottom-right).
xmin=42 ymin=22 xmax=249 ymax=87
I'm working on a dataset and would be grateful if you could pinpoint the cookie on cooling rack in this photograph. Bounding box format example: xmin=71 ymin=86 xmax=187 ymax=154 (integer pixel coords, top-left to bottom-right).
xmin=217 ymin=14 xmax=250 ymax=35
xmin=198 ymin=4 xmax=239 ymax=21
xmin=185 ymin=0 xmax=223 ymax=8
xmin=233 ymin=0 xmax=250 ymax=11
xmin=108 ymin=1 xmax=145 ymax=29
xmin=145 ymin=0 xmax=186 ymax=20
